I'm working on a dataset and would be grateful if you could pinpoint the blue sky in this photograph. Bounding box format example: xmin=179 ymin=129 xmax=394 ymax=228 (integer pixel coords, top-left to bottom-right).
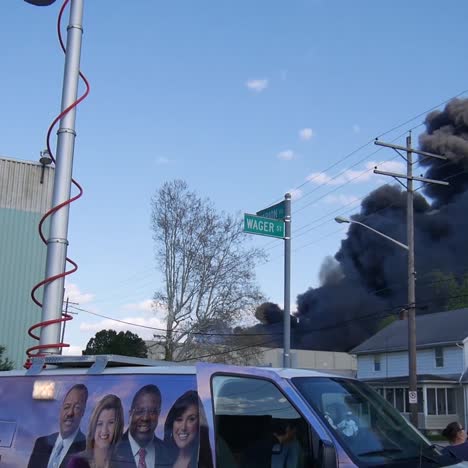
xmin=2 ymin=0 xmax=468 ymax=354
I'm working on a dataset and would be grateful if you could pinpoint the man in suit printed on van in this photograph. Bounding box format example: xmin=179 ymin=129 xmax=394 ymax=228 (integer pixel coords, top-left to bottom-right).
xmin=114 ymin=384 xmax=174 ymax=468
xmin=27 ymin=383 xmax=88 ymax=468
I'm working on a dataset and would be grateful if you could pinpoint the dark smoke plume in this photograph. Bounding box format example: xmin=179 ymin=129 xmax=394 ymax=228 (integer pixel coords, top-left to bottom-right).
xmin=419 ymin=98 xmax=468 ymax=205
xmin=255 ymin=302 xmax=283 ymax=324
xmin=254 ymin=98 xmax=468 ymax=352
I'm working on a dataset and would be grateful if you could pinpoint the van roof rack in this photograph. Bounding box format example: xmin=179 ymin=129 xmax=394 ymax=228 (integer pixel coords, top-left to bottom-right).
xmin=26 ymin=354 xmax=178 ymax=375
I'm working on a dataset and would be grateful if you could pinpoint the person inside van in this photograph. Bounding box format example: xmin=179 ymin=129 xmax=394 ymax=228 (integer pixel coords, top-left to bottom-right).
xmin=271 ymin=419 xmax=303 ymax=468
xmin=442 ymin=422 xmax=468 ymax=460
xmin=27 ymin=383 xmax=88 ymax=468
xmin=337 ymin=411 xmax=359 ymax=438
xmin=67 ymin=394 xmax=124 ymax=468
xmin=113 ymin=384 xmax=173 ymax=468
xmin=163 ymin=390 xmax=213 ymax=468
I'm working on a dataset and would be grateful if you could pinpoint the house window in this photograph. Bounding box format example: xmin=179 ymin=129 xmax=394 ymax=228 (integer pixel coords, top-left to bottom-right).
xmin=375 ymin=386 xmax=423 ymax=413
xmin=395 ymin=388 xmax=405 ymax=412
xmin=427 ymin=388 xmax=436 ymax=415
xmin=435 ymin=347 xmax=444 ymax=367
xmin=374 ymin=355 xmax=381 ymax=371
xmin=417 ymin=388 xmax=424 ymax=413
xmin=427 ymin=387 xmax=456 ymax=415
xmin=385 ymin=388 xmax=394 ymax=404
xmin=437 ymin=388 xmax=447 ymax=414
xmin=447 ymin=388 xmax=456 ymax=414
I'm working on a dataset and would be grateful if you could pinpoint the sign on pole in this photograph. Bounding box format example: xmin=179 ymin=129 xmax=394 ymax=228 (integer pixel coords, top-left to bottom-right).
xmin=244 ymin=193 xmax=291 ymax=368
xmin=244 ymin=213 xmax=285 ymax=239
xmin=256 ymin=201 xmax=286 ymax=220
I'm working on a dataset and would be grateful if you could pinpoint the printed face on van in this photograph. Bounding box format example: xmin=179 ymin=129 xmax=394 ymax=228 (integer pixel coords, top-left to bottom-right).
xmin=130 ymin=392 xmax=160 ymax=445
xmin=173 ymin=404 xmax=199 ymax=450
xmin=94 ymin=408 xmax=116 ymax=449
xmin=60 ymin=388 xmax=86 ymax=438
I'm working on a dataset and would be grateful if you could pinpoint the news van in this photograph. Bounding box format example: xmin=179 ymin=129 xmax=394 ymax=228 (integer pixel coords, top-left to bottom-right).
xmin=0 ymin=355 xmax=466 ymax=468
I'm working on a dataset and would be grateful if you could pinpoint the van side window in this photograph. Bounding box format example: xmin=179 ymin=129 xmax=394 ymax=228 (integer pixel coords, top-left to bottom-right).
xmin=212 ymin=375 xmax=312 ymax=468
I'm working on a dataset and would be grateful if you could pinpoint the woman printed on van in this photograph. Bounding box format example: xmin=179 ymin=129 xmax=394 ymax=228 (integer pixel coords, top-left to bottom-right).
xmin=68 ymin=394 xmax=124 ymax=468
xmin=164 ymin=390 xmax=213 ymax=468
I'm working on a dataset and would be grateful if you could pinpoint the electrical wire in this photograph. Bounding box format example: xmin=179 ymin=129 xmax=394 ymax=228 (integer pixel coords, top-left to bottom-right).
xmin=68 ymin=270 xmax=468 ymax=340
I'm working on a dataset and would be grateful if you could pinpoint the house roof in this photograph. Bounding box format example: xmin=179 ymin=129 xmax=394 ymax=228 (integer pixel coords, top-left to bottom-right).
xmin=351 ymin=308 xmax=468 ymax=355
xmin=361 ymin=374 xmax=461 ymax=385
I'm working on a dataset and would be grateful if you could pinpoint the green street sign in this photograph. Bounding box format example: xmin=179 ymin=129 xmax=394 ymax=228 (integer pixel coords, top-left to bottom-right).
xmin=256 ymin=201 xmax=286 ymax=220
xmin=244 ymin=213 xmax=285 ymax=239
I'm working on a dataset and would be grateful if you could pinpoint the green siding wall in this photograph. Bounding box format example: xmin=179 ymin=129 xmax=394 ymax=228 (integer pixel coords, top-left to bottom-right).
xmin=0 ymin=208 xmax=48 ymax=368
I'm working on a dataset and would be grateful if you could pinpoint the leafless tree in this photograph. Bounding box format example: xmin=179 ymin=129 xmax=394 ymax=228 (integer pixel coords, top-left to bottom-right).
xmin=151 ymin=180 xmax=267 ymax=362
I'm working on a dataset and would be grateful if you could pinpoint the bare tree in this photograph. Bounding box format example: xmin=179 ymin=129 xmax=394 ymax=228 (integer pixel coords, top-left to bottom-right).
xmin=151 ymin=180 xmax=266 ymax=362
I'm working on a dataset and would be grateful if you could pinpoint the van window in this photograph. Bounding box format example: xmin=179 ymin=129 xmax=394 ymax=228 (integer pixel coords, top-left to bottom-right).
xmin=212 ymin=375 xmax=312 ymax=468
xmin=292 ymin=377 xmax=457 ymax=467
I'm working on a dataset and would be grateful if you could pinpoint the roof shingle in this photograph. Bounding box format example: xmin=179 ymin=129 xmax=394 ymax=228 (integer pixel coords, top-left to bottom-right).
xmin=351 ymin=308 xmax=468 ymax=354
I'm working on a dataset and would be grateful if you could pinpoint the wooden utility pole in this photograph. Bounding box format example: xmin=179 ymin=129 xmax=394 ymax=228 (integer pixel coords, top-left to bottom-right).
xmin=374 ymin=134 xmax=448 ymax=427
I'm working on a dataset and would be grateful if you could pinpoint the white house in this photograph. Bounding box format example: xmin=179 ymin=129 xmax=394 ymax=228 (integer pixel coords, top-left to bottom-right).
xmin=351 ymin=308 xmax=468 ymax=431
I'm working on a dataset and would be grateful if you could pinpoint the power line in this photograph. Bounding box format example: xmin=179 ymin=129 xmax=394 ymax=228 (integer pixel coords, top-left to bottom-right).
xmin=76 ymin=99 xmax=467 ymax=310
xmin=266 ymin=89 xmax=468 ymax=208
xmin=69 ymin=270 xmax=468 ymax=340
xmin=175 ymin=338 xmax=279 ymax=362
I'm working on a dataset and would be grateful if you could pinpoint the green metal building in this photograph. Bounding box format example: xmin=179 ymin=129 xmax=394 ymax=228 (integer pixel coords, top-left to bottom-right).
xmin=0 ymin=156 xmax=53 ymax=368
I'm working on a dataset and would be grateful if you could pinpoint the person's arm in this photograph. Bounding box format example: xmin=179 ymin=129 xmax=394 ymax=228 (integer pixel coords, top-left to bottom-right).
xmin=284 ymin=441 xmax=304 ymax=468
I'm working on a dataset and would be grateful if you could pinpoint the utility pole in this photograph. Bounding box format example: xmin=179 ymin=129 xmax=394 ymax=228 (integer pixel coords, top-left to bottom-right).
xmin=283 ymin=193 xmax=292 ymax=368
xmin=374 ymin=134 xmax=448 ymax=427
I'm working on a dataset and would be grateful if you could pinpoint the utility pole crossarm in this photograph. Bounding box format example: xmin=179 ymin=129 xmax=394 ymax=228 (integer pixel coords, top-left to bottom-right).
xmin=373 ymin=169 xmax=450 ymax=186
xmin=374 ymin=139 xmax=447 ymax=160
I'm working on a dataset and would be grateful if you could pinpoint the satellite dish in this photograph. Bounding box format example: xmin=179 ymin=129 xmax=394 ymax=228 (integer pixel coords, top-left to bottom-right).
xmin=24 ymin=0 xmax=57 ymax=5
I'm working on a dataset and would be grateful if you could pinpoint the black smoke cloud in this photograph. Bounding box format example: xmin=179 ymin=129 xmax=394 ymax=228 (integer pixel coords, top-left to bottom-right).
xmin=419 ymin=98 xmax=468 ymax=205
xmin=253 ymin=98 xmax=468 ymax=352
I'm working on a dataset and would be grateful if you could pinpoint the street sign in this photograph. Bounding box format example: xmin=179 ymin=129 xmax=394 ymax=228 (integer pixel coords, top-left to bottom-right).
xmin=256 ymin=201 xmax=286 ymax=220
xmin=244 ymin=213 xmax=285 ymax=239
xmin=409 ymin=391 xmax=417 ymax=404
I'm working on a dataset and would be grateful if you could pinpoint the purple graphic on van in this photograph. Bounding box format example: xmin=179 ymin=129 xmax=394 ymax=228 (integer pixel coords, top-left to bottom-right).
xmin=0 ymin=374 xmax=212 ymax=468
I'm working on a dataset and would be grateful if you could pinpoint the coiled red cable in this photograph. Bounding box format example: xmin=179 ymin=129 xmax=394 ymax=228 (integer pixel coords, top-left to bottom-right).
xmin=26 ymin=0 xmax=90 ymax=363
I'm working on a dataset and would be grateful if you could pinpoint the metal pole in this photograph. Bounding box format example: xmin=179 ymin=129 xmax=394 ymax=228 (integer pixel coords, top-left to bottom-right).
xmin=283 ymin=193 xmax=291 ymax=368
xmin=352 ymin=220 xmax=409 ymax=251
xmin=407 ymin=133 xmax=418 ymax=427
xmin=60 ymin=296 xmax=69 ymax=354
xmin=39 ymin=0 xmax=85 ymax=354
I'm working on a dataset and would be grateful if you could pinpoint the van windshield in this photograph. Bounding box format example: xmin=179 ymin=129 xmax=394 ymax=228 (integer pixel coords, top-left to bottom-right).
xmin=292 ymin=377 xmax=460 ymax=467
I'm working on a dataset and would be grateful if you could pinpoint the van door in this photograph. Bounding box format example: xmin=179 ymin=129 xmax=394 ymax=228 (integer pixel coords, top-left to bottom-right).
xmin=196 ymin=363 xmax=339 ymax=468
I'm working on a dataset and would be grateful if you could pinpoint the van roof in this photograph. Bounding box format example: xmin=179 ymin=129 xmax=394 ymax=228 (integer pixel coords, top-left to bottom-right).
xmin=0 ymin=355 xmax=350 ymax=380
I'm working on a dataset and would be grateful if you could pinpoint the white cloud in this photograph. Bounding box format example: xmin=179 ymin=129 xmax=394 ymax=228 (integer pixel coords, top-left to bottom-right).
xmin=352 ymin=124 xmax=361 ymax=134
xmin=62 ymin=345 xmax=83 ymax=356
xmin=277 ymin=150 xmax=295 ymax=161
xmin=306 ymin=160 xmax=405 ymax=186
xmin=246 ymin=79 xmax=268 ymax=92
xmin=122 ymin=299 xmax=154 ymax=313
xmin=299 ymin=128 xmax=315 ymax=141
xmin=155 ymin=157 xmax=170 ymax=165
xmin=64 ymin=283 xmax=95 ymax=304
xmin=324 ymin=194 xmax=361 ymax=206
xmin=306 ymin=172 xmax=335 ymax=185
xmin=373 ymin=160 xmax=406 ymax=174
xmin=289 ymin=188 xmax=303 ymax=200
